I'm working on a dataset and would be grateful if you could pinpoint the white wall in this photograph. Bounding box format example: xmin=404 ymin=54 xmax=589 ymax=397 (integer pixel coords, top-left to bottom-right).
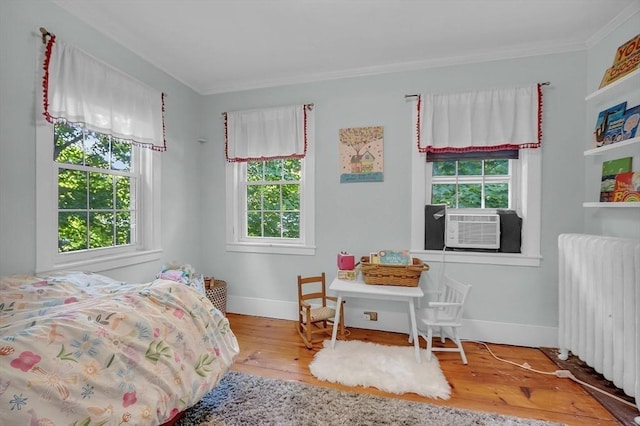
xmin=0 ymin=1 xmax=203 ymax=282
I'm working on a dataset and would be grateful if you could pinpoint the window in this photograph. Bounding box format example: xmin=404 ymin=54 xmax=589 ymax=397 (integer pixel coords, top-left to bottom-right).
xmin=411 ymin=150 xmax=541 ymax=267
xmin=36 ymin=121 xmax=161 ymax=272
xmin=226 ymin=156 xmax=315 ymax=255
xmin=430 ymin=159 xmax=511 ymax=209
xmin=246 ymin=159 xmax=301 ymax=239
xmin=411 ymin=85 xmax=542 ymax=266
xmin=36 ymin=36 xmax=165 ymax=272
xmin=55 ymin=122 xmax=137 ymax=252
xmin=225 ymin=104 xmax=315 ymax=255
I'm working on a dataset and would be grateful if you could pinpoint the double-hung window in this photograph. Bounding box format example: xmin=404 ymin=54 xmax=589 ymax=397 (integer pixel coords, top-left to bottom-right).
xmin=55 ymin=122 xmax=138 ymax=252
xmin=225 ymin=105 xmax=315 ymax=255
xmin=36 ymin=35 xmax=164 ymax=272
xmin=410 ymin=85 xmax=543 ymax=266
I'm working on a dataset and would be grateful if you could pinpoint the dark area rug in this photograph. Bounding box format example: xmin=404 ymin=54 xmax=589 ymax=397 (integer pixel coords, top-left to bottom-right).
xmin=177 ymin=371 xmax=563 ymax=426
xmin=540 ymin=347 xmax=638 ymax=426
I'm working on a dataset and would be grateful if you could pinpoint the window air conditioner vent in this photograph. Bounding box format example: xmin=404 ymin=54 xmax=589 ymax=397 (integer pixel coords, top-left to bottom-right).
xmin=445 ymin=213 xmax=500 ymax=249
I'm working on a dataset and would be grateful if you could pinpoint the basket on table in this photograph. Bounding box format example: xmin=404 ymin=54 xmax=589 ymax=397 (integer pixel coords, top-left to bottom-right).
xmin=359 ymin=256 xmax=429 ymax=287
xmin=203 ymin=277 xmax=227 ymax=315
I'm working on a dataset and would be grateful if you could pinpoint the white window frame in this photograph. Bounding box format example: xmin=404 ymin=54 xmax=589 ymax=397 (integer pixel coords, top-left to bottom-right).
xmin=410 ymin=148 xmax=541 ymax=267
xmin=35 ymin=120 xmax=162 ymax=273
xmin=225 ymin=121 xmax=316 ymax=256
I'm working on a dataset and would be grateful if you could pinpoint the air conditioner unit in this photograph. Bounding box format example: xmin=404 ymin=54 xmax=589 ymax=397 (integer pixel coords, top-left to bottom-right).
xmin=445 ymin=213 xmax=500 ymax=249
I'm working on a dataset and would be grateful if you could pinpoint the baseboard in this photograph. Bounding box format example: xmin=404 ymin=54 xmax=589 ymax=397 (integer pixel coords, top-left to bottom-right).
xmin=227 ymin=295 xmax=558 ymax=348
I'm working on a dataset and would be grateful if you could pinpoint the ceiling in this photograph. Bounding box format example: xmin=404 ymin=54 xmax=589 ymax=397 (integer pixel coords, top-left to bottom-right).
xmin=52 ymin=0 xmax=639 ymax=95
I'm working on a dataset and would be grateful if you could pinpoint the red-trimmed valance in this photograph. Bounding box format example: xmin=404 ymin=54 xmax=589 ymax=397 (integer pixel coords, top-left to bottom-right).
xmin=225 ymin=104 xmax=308 ymax=162
xmin=42 ymin=35 xmax=166 ymax=152
xmin=414 ymin=84 xmax=542 ymax=158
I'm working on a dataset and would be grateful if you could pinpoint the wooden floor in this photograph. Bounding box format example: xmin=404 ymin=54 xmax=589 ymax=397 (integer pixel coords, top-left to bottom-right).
xmin=226 ymin=313 xmax=624 ymax=426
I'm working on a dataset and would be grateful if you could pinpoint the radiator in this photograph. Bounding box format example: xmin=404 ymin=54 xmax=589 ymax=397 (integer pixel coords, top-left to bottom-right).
xmin=558 ymin=233 xmax=640 ymax=415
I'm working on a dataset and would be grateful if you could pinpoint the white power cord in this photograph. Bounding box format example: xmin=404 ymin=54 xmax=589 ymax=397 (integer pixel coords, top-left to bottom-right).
xmin=467 ymin=340 xmax=637 ymax=410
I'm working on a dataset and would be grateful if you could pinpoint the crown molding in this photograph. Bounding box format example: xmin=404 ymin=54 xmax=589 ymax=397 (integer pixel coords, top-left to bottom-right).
xmin=201 ymin=41 xmax=586 ymax=95
xmin=586 ymin=1 xmax=640 ymax=48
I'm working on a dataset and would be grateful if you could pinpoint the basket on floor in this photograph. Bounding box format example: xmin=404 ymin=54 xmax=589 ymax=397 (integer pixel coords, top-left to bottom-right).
xmin=204 ymin=277 xmax=227 ymax=315
xmin=359 ymin=256 xmax=429 ymax=287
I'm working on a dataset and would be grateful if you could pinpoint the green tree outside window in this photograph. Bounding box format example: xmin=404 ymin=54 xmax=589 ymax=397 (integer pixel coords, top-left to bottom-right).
xmin=431 ymin=159 xmax=510 ymax=209
xmin=55 ymin=123 xmax=136 ymax=252
xmin=246 ymin=159 xmax=301 ymax=239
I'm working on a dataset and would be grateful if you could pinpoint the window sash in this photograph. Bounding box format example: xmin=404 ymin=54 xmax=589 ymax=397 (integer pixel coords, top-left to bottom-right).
xmin=36 ymin=122 xmax=161 ymax=273
xmin=239 ymin=161 xmax=303 ymax=242
xmin=431 ymin=159 xmax=512 ymax=209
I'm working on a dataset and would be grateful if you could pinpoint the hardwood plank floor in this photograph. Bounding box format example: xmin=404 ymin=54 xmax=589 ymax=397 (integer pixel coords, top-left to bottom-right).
xmin=226 ymin=313 xmax=623 ymax=425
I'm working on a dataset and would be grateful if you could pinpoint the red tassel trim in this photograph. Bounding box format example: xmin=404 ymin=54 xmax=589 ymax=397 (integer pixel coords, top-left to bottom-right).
xmin=42 ymin=34 xmax=56 ymax=123
xmin=151 ymin=92 xmax=168 ymax=152
xmin=415 ymin=95 xmax=422 ymax=153
xmin=537 ymin=83 xmax=543 ymax=146
xmin=224 ymin=112 xmax=229 ymax=160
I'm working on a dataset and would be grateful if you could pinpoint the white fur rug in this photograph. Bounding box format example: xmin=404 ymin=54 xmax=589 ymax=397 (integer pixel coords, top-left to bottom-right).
xmin=309 ymin=340 xmax=451 ymax=399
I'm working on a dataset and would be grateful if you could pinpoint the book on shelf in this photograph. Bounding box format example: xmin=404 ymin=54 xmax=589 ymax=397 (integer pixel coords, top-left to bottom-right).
xmin=611 ymin=34 xmax=640 ymax=67
xmin=600 ymin=157 xmax=632 ymax=202
xmin=612 ymin=172 xmax=640 ymax=202
xmin=599 ymin=33 xmax=640 ymax=88
xmin=593 ymin=102 xmax=626 ymax=148
xmin=621 ymin=104 xmax=640 ymax=141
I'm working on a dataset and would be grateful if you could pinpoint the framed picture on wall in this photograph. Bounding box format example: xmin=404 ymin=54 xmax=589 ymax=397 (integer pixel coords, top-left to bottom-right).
xmin=339 ymin=126 xmax=384 ymax=183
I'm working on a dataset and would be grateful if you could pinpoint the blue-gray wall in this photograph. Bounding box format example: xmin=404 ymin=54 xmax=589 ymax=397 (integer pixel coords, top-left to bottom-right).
xmin=0 ymin=0 xmax=203 ymax=282
xmin=1 ymin=0 xmax=638 ymax=346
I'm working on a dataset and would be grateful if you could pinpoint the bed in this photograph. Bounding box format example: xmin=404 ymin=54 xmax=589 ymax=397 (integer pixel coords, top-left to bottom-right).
xmin=0 ymin=270 xmax=240 ymax=425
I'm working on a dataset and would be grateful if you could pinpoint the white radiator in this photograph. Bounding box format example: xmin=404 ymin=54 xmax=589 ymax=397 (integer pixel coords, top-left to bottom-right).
xmin=558 ymin=233 xmax=640 ymax=417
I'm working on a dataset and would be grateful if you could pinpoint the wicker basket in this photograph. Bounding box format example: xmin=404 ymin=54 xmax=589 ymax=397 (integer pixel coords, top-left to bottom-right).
xmin=359 ymin=256 xmax=429 ymax=287
xmin=203 ymin=277 xmax=227 ymax=315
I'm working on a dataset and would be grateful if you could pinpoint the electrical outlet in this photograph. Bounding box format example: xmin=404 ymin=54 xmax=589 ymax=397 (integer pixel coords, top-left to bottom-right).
xmin=363 ymin=311 xmax=378 ymax=321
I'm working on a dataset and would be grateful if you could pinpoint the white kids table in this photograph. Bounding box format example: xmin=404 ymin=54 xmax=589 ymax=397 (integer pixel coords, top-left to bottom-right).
xmin=329 ymin=277 xmax=424 ymax=363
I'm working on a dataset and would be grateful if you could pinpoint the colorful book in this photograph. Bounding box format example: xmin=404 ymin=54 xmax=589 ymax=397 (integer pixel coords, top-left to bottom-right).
xmin=377 ymin=250 xmax=411 ymax=266
xmin=337 ymin=269 xmax=356 ymax=280
xmin=593 ymin=102 xmax=627 ymax=147
xmin=611 ymin=34 xmax=640 ymax=67
xmin=600 ymin=34 xmax=640 ymax=88
xmin=621 ymin=104 xmax=640 ymax=141
xmin=600 ymin=157 xmax=632 ymax=202
xmin=612 ymin=172 xmax=640 ymax=202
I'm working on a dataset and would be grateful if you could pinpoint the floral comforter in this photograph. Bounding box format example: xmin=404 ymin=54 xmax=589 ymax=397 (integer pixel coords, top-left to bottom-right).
xmin=0 ymin=271 xmax=240 ymax=425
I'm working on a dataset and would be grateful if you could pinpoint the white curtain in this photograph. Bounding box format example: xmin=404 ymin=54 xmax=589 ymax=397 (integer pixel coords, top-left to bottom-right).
xmin=416 ymin=84 xmax=542 ymax=154
xmin=225 ymin=104 xmax=308 ymax=162
xmin=43 ymin=37 xmax=166 ymax=151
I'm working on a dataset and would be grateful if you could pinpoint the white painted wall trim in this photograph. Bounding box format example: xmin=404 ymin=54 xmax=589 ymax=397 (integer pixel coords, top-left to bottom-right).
xmin=227 ymin=295 xmax=558 ymax=348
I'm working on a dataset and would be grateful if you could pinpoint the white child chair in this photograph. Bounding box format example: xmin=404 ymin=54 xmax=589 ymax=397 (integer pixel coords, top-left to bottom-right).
xmin=416 ymin=275 xmax=472 ymax=364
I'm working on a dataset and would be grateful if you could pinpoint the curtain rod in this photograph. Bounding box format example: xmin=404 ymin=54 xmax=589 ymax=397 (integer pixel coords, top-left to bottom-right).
xmin=221 ymin=103 xmax=314 ymax=117
xmin=39 ymin=27 xmax=53 ymax=44
xmin=404 ymin=82 xmax=551 ymax=99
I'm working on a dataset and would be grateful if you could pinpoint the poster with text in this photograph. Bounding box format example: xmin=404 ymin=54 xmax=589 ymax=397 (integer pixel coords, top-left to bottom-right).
xmin=339 ymin=126 xmax=384 ymax=183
